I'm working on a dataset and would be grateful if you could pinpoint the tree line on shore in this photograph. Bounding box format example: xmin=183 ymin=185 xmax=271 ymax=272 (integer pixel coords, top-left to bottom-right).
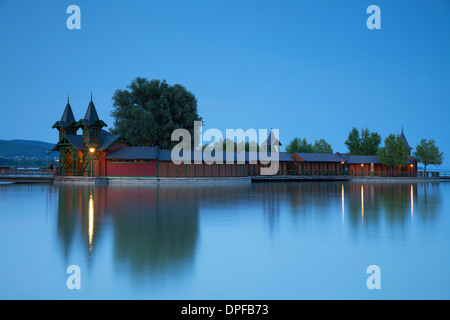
xmin=285 ymin=127 xmax=444 ymax=171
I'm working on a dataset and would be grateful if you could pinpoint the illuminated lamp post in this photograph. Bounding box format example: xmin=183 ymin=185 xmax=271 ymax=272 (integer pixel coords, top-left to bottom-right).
xmin=90 ymin=148 xmax=95 ymax=177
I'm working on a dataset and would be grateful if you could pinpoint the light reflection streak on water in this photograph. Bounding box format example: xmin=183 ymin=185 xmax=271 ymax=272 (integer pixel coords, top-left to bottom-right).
xmin=89 ymin=194 xmax=94 ymax=256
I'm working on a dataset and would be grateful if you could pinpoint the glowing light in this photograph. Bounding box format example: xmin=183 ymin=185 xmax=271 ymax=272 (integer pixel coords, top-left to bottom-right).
xmin=89 ymin=148 xmax=95 ymax=153
xmin=88 ymin=195 xmax=94 ymax=255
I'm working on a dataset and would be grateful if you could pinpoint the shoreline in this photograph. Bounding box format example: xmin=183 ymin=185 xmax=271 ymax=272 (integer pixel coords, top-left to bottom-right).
xmin=51 ymin=176 xmax=440 ymax=185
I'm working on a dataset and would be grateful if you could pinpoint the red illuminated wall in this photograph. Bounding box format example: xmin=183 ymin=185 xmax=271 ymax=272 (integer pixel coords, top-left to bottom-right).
xmin=105 ymin=160 xmax=157 ymax=176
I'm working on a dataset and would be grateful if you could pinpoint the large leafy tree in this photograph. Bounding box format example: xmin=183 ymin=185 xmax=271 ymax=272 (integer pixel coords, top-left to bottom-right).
xmin=110 ymin=77 xmax=202 ymax=149
xmin=413 ymin=139 xmax=444 ymax=172
xmin=345 ymin=127 xmax=381 ymax=155
xmin=377 ymin=134 xmax=410 ymax=168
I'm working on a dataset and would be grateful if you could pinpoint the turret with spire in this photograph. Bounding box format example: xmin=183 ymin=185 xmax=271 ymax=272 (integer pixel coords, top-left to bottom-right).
xmin=77 ymin=93 xmax=107 ymax=149
xmin=52 ymin=95 xmax=78 ymax=139
xmin=400 ymin=126 xmax=413 ymax=156
xmin=261 ymin=128 xmax=282 ymax=152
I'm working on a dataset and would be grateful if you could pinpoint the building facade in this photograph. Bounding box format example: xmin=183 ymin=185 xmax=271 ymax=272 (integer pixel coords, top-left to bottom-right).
xmin=52 ymin=98 xmax=131 ymax=176
xmin=52 ymin=100 xmax=294 ymax=177
xmin=53 ymin=99 xmax=418 ymax=178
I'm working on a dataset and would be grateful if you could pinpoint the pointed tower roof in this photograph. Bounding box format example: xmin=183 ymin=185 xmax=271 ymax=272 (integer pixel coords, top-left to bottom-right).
xmin=83 ymin=100 xmax=100 ymax=123
xmin=60 ymin=102 xmax=76 ymax=125
xmin=261 ymin=129 xmax=282 ymax=147
xmin=52 ymin=97 xmax=76 ymax=129
xmin=77 ymin=96 xmax=107 ymax=128
xmin=400 ymin=127 xmax=412 ymax=150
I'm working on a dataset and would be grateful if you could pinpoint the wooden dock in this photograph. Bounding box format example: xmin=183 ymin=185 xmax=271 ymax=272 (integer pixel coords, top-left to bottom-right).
xmin=0 ymin=169 xmax=55 ymax=184
xmin=438 ymin=172 xmax=450 ymax=181
xmin=0 ymin=176 xmax=55 ymax=184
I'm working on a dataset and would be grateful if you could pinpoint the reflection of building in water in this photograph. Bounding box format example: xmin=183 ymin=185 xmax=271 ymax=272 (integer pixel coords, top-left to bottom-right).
xmin=251 ymin=183 xmax=283 ymax=230
xmin=107 ymin=186 xmax=200 ymax=277
xmin=56 ymin=185 xmax=200 ymax=279
xmin=57 ymin=183 xmax=286 ymax=279
xmin=411 ymin=184 xmax=414 ymax=220
xmin=417 ymin=183 xmax=441 ymax=222
xmin=342 ymin=184 xmax=345 ymax=225
xmin=283 ymin=182 xmax=441 ymax=232
xmin=56 ymin=182 xmax=443 ymax=278
xmin=57 ymin=185 xmax=102 ymax=261
xmin=287 ymin=182 xmax=343 ymax=211
xmin=345 ymin=182 xmax=442 ymax=229
xmin=88 ymin=194 xmax=94 ymax=256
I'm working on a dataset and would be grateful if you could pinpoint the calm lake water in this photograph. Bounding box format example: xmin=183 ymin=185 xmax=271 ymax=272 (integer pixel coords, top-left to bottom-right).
xmin=0 ymin=181 xmax=449 ymax=299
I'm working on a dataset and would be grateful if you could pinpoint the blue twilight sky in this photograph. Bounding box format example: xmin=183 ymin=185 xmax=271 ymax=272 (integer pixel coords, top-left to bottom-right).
xmin=0 ymin=0 xmax=449 ymax=166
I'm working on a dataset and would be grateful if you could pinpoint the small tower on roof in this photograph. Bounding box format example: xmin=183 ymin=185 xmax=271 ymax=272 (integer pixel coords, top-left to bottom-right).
xmin=261 ymin=128 xmax=281 ymax=152
xmin=52 ymin=96 xmax=78 ymax=139
xmin=400 ymin=127 xmax=413 ymax=156
xmin=77 ymin=94 xmax=107 ymax=149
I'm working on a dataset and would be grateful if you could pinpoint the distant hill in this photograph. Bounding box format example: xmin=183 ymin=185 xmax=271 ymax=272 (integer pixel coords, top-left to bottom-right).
xmin=0 ymin=139 xmax=56 ymax=159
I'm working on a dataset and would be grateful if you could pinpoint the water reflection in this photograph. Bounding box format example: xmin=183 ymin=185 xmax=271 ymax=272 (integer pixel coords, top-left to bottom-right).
xmin=342 ymin=184 xmax=345 ymax=225
xmin=110 ymin=187 xmax=201 ymax=280
xmin=56 ymin=185 xmax=200 ymax=280
xmin=411 ymin=184 xmax=414 ymax=221
xmin=88 ymin=194 xmax=94 ymax=256
xmin=55 ymin=182 xmax=442 ymax=282
xmin=0 ymin=181 xmax=447 ymax=299
xmin=57 ymin=186 xmax=98 ymax=261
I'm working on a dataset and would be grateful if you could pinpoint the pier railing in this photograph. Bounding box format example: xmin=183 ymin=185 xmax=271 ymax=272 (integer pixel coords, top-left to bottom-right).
xmin=416 ymin=171 xmax=440 ymax=178
xmin=3 ymin=167 xmax=440 ymax=179
xmin=0 ymin=168 xmax=56 ymax=177
xmin=249 ymin=169 xmax=439 ymax=178
xmin=349 ymin=171 xmax=439 ymax=178
xmin=438 ymin=172 xmax=450 ymax=179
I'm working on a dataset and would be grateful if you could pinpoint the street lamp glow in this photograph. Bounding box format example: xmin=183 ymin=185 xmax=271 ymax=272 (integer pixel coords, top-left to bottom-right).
xmin=89 ymin=148 xmax=96 ymax=177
